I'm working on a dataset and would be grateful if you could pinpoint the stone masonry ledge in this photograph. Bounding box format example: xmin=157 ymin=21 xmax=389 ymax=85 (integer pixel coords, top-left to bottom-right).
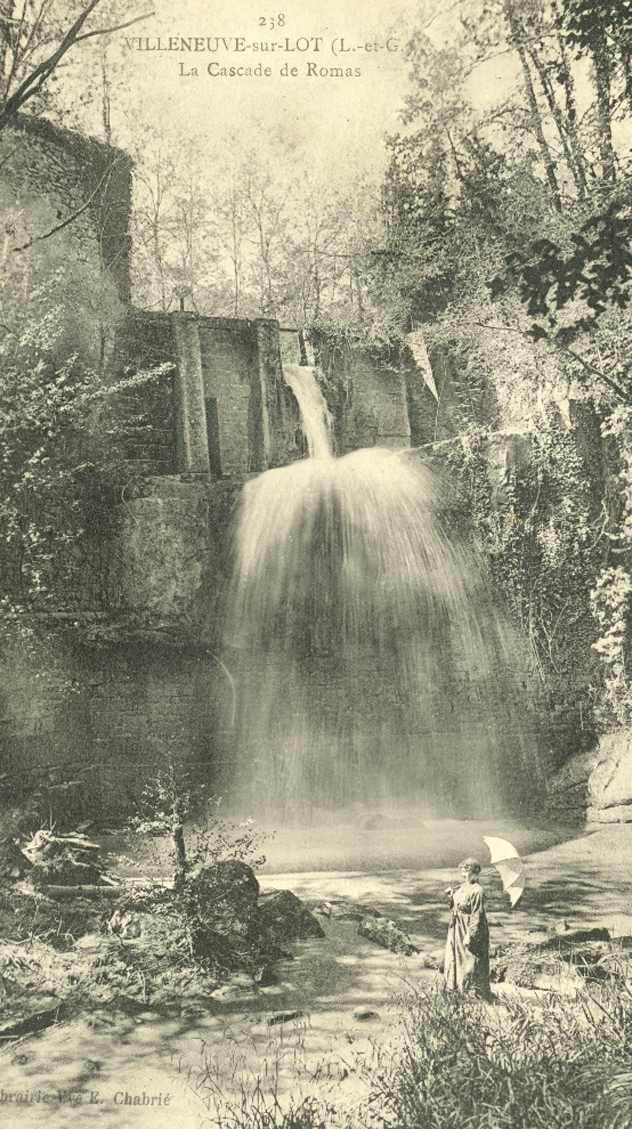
xmin=125 ymin=475 xmax=213 ymax=499
xmin=26 ymin=612 xmax=213 ymax=653
xmin=124 ymin=474 xmax=247 ymax=500
xmin=77 ymin=619 xmax=213 ymax=652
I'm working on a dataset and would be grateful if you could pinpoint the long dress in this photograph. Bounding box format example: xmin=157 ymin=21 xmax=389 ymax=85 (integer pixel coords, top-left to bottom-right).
xmin=444 ymin=880 xmax=490 ymax=998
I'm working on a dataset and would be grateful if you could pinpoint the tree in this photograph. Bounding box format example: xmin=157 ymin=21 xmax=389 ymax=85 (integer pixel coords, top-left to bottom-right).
xmin=0 ymin=0 xmax=149 ymax=132
xmin=352 ymin=0 xmax=632 ymax=755
xmin=371 ymin=0 xmax=632 ymax=391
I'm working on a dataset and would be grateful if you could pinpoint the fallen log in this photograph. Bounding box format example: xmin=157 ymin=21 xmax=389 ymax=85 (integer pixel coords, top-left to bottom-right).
xmin=40 ymin=884 xmax=124 ymax=900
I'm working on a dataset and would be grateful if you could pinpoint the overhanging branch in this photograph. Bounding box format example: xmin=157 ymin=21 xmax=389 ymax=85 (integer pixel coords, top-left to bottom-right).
xmin=0 ymin=2 xmax=152 ymax=132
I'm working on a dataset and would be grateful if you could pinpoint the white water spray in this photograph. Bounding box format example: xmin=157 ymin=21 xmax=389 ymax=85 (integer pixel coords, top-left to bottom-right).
xmin=221 ymin=368 xmax=542 ymax=824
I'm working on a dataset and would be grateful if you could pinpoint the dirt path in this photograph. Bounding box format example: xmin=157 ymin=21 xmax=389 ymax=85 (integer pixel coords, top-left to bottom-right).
xmin=1 ymin=821 xmax=631 ymax=1128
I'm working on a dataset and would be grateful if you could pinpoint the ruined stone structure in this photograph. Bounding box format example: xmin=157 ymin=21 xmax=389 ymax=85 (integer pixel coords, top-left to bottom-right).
xmin=0 ymin=113 xmax=132 ymax=367
xmin=100 ymin=309 xmax=427 ymax=630
xmin=0 ymin=116 xmax=610 ymax=824
xmin=0 ymin=111 xmax=421 ymax=821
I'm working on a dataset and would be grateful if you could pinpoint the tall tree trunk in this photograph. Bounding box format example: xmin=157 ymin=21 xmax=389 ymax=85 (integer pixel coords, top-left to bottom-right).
xmin=231 ymin=215 xmax=241 ymax=316
xmin=504 ymin=0 xmax=562 ymax=211
xmin=591 ymin=29 xmax=616 ymax=182
xmin=526 ymin=42 xmax=587 ymax=197
xmin=554 ymin=28 xmax=589 ymax=191
xmin=622 ymin=51 xmax=632 ymax=116
xmin=0 ymin=0 xmax=13 ymax=101
xmin=152 ymin=206 xmax=167 ymax=311
xmin=100 ymin=48 xmax=111 ymax=145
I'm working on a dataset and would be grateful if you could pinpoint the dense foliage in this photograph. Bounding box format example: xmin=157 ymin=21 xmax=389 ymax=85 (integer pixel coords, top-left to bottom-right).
xmin=349 ymin=0 xmax=632 ymax=749
xmin=0 ymin=267 xmax=169 ymax=620
xmin=364 ymin=987 xmax=632 ymax=1129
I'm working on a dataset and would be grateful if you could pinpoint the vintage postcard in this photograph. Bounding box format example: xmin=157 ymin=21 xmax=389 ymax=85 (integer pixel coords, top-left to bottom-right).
xmin=1 ymin=0 xmax=631 ymax=1126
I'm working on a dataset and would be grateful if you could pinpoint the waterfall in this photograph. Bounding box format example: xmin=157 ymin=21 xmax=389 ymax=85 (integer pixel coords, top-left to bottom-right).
xmin=221 ymin=372 xmax=542 ymax=825
xmin=281 ymin=363 xmax=333 ymax=459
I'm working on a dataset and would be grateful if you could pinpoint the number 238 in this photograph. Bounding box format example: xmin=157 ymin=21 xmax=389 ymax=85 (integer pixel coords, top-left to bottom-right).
xmin=259 ymin=14 xmax=285 ymax=28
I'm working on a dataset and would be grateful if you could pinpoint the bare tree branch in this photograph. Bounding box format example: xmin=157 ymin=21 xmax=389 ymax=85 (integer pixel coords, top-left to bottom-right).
xmin=0 ymin=0 xmax=103 ymax=129
xmin=10 ymin=163 xmax=116 ymax=252
xmin=74 ymin=10 xmax=153 ymax=43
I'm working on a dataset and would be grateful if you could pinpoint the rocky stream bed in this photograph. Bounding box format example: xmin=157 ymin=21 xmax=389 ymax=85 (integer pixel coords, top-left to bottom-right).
xmin=0 ymin=818 xmax=631 ymax=1127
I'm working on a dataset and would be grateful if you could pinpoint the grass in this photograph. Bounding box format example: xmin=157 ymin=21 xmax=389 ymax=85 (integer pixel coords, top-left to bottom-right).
xmin=188 ymin=1026 xmax=352 ymax=1129
xmin=363 ymin=985 xmax=632 ymax=1129
xmin=188 ymin=982 xmax=632 ymax=1129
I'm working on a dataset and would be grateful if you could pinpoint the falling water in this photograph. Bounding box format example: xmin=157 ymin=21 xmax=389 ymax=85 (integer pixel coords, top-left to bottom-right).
xmin=281 ymin=364 xmax=333 ymax=459
xmin=222 ymin=367 xmax=542 ymax=824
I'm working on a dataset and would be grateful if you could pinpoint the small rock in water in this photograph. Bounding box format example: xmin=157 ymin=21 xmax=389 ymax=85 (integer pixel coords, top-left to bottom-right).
xmin=360 ymin=813 xmax=391 ymax=830
xmin=417 ymin=953 xmax=440 ymax=970
xmin=359 ymin=813 xmax=412 ymax=831
xmin=358 ymin=915 xmax=418 ymax=956
xmin=312 ymin=900 xmax=363 ymax=921
xmin=210 ymin=985 xmax=238 ymax=1002
xmin=352 ymin=1007 xmax=380 ymax=1021
xmin=210 ymin=979 xmax=255 ymax=1002
xmin=266 ymin=1009 xmax=303 ymax=1026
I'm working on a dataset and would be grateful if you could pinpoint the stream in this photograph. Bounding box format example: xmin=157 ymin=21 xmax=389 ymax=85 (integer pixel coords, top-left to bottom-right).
xmin=1 ymin=819 xmax=631 ymax=1128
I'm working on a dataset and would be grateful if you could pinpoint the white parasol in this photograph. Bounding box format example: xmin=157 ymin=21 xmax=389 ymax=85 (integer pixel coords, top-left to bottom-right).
xmin=482 ymin=836 xmax=526 ymax=907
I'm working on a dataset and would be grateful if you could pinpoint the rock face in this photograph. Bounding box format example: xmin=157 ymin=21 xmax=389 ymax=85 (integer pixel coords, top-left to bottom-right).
xmin=587 ymin=731 xmax=632 ymax=822
xmin=491 ymin=928 xmax=622 ymax=995
xmin=546 ymin=749 xmax=599 ymax=823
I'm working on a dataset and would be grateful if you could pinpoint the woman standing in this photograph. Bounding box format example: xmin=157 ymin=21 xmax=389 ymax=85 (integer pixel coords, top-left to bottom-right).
xmin=444 ymin=856 xmax=491 ymax=1000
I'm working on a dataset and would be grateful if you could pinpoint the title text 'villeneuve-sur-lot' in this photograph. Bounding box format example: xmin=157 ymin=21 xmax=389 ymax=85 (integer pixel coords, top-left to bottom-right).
xmin=124 ymin=34 xmax=399 ymax=78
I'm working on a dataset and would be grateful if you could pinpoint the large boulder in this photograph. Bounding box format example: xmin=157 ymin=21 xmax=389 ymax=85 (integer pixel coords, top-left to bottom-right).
xmin=587 ymin=731 xmax=632 ymax=822
xmin=185 ymin=860 xmax=260 ymax=938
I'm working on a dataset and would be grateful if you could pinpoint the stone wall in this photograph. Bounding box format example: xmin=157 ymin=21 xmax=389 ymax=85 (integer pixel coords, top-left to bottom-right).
xmin=0 ymin=114 xmax=132 ymax=367
xmin=108 ymin=310 xmax=177 ymax=476
xmin=197 ymin=317 xmax=262 ymax=476
xmin=113 ymin=476 xmax=241 ymax=625
xmin=314 ymin=338 xmax=411 ymax=452
xmin=0 ymin=629 xmax=231 ymax=825
xmin=109 ymin=312 xmax=303 ymax=479
xmin=312 ymin=336 xmax=499 ymax=453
